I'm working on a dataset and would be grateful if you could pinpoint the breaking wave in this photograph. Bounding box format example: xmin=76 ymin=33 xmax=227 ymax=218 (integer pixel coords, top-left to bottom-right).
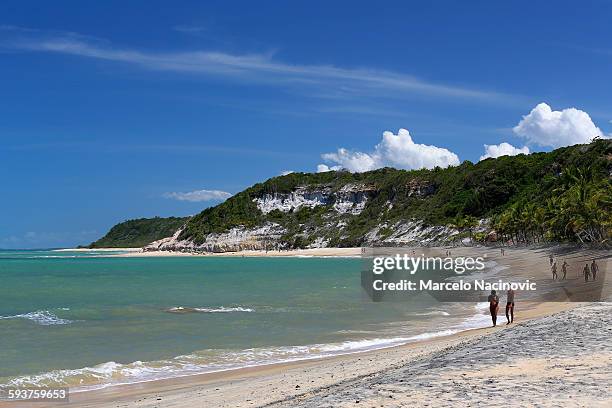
xmin=165 ymin=306 xmax=254 ymax=314
xmin=0 ymin=310 xmax=73 ymax=325
xmin=0 ymin=328 xmax=458 ymax=392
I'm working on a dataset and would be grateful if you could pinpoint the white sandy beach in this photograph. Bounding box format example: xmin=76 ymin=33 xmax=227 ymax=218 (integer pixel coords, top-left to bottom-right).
xmin=15 ymin=246 xmax=608 ymax=408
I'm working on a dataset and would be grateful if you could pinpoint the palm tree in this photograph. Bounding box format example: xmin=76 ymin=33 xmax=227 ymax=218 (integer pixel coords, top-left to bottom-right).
xmin=533 ymin=206 xmax=546 ymax=243
xmin=463 ymin=215 xmax=479 ymax=245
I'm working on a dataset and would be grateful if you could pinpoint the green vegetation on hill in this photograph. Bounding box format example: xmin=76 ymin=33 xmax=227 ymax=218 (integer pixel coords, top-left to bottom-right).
xmin=86 ymin=216 xmax=190 ymax=248
xmin=179 ymin=140 xmax=612 ymax=247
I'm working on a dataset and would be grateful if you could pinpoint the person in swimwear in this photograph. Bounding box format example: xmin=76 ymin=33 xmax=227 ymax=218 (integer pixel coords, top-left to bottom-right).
xmin=505 ymin=289 xmax=515 ymax=325
xmin=561 ymin=260 xmax=568 ymax=280
xmin=591 ymin=260 xmax=598 ymax=280
xmin=488 ymin=290 xmax=499 ymax=327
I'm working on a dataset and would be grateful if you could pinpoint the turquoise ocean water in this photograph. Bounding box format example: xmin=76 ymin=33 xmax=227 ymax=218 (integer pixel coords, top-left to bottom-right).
xmin=0 ymin=250 xmax=490 ymax=391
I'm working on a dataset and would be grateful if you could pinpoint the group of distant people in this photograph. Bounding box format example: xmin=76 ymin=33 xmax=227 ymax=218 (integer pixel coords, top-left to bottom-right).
xmin=549 ymin=255 xmax=599 ymax=282
xmin=484 ymin=252 xmax=602 ymax=329
xmin=487 ymin=289 xmax=514 ymax=327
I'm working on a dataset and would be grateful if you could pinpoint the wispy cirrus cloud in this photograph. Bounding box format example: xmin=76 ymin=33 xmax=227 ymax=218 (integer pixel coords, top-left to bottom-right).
xmin=0 ymin=26 xmax=513 ymax=103
xmin=173 ymin=25 xmax=208 ymax=34
xmin=163 ymin=189 xmax=232 ymax=202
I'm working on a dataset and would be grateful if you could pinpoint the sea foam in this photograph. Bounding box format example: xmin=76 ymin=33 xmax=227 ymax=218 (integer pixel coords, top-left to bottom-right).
xmin=0 ymin=327 xmax=461 ymax=392
xmin=0 ymin=310 xmax=73 ymax=325
xmin=165 ymin=306 xmax=254 ymax=314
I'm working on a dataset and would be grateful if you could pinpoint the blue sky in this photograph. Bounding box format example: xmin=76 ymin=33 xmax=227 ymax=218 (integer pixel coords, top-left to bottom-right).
xmin=1 ymin=0 xmax=611 ymax=248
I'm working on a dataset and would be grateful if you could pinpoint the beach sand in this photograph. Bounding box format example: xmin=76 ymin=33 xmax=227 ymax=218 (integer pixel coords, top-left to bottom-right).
xmin=269 ymin=303 xmax=612 ymax=408
xmin=15 ymin=246 xmax=610 ymax=408
xmin=15 ymin=302 xmax=609 ymax=408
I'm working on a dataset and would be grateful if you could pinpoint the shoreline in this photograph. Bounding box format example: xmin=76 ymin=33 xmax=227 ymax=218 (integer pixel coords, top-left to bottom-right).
xmin=57 ymin=243 xmax=609 ymax=259
xmin=17 ymin=300 xmax=579 ymax=408
xmin=56 ymin=247 xmax=364 ymax=257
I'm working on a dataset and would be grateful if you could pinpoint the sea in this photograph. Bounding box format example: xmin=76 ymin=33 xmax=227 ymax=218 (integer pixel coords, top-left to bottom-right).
xmin=0 ymin=249 xmax=492 ymax=392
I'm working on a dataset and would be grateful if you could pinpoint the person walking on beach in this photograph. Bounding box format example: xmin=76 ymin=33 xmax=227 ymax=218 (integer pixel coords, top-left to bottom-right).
xmin=561 ymin=261 xmax=568 ymax=280
xmin=551 ymin=261 xmax=558 ymax=280
xmin=505 ymin=289 xmax=515 ymax=325
xmin=488 ymin=290 xmax=499 ymax=327
xmin=549 ymin=254 xmax=554 ymax=266
xmin=591 ymin=260 xmax=598 ymax=280
xmin=583 ymin=264 xmax=590 ymax=282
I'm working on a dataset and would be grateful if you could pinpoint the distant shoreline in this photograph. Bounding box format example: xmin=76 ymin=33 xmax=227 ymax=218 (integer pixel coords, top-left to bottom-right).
xmin=55 ymin=247 xmax=364 ymax=257
xmin=54 ymin=247 xmax=143 ymax=252
xmin=55 ymin=243 xmax=606 ymax=258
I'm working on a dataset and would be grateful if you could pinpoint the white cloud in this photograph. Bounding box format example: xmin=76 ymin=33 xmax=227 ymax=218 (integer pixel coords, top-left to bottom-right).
xmin=316 ymin=164 xmax=341 ymax=173
xmin=479 ymin=142 xmax=529 ymax=161
xmin=0 ymin=27 xmax=508 ymax=102
xmin=513 ymin=103 xmax=606 ymax=148
xmin=279 ymin=170 xmax=294 ymax=176
xmin=163 ymin=189 xmax=232 ymax=202
xmin=317 ymin=128 xmax=460 ymax=173
xmin=321 ymin=148 xmax=379 ymax=173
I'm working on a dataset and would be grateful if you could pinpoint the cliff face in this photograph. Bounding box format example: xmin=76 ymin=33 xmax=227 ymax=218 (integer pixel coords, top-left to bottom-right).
xmin=145 ymin=223 xmax=287 ymax=252
xmin=145 ymin=184 xmax=377 ymax=252
xmin=253 ymin=184 xmax=373 ymax=215
xmin=145 ymin=182 xmax=455 ymax=252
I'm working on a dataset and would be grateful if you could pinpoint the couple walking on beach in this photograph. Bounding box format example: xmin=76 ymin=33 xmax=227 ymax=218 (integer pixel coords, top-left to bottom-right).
xmin=549 ymin=255 xmax=568 ymax=280
xmin=550 ymin=260 xmax=569 ymax=280
xmin=487 ymin=289 xmax=514 ymax=327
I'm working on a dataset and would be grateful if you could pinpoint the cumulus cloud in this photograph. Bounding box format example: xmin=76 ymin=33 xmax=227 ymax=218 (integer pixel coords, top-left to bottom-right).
xmin=317 ymin=128 xmax=460 ymax=173
xmin=316 ymin=164 xmax=341 ymax=173
xmin=163 ymin=189 xmax=232 ymax=202
xmin=479 ymin=142 xmax=529 ymax=161
xmin=279 ymin=170 xmax=294 ymax=176
xmin=513 ymin=103 xmax=606 ymax=148
xmin=321 ymin=148 xmax=379 ymax=173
